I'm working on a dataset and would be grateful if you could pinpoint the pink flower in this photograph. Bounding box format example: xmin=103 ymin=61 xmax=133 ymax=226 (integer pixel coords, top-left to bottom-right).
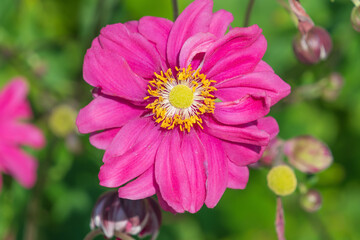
xmin=77 ymin=0 xmax=290 ymax=213
xmin=0 ymin=78 xmax=45 ymax=190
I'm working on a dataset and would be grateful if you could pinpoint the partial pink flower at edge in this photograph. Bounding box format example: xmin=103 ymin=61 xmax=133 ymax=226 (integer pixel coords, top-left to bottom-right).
xmin=77 ymin=0 xmax=291 ymax=213
xmin=0 ymin=78 xmax=45 ymax=190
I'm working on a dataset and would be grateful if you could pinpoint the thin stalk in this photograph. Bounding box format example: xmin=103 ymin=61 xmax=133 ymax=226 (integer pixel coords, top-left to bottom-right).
xmin=244 ymin=0 xmax=256 ymax=27
xmin=84 ymin=229 xmax=102 ymax=240
xmin=172 ymin=0 xmax=179 ymax=21
xmin=275 ymin=197 xmax=286 ymax=240
xmin=277 ymin=0 xmax=291 ymax=12
xmin=114 ymin=231 xmax=135 ymax=240
xmin=84 ymin=229 xmax=135 ymax=240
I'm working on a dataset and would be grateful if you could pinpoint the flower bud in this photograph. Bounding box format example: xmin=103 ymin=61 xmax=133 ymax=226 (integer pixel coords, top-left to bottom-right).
xmin=267 ymin=165 xmax=297 ymax=196
xmin=49 ymin=105 xmax=77 ymax=137
xmin=284 ymin=136 xmax=333 ymax=174
xmin=300 ymin=189 xmax=322 ymax=212
xmin=352 ymin=5 xmax=360 ymax=32
xmin=322 ymin=72 xmax=344 ymax=101
xmin=90 ymin=191 xmax=161 ymax=239
xmin=293 ymin=27 xmax=332 ymax=64
xmin=261 ymin=138 xmax=283 ymax=166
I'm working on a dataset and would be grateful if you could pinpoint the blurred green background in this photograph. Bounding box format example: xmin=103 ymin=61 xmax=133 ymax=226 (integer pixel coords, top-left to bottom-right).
xmin=0 ymin=0 xmax=359 ymax=239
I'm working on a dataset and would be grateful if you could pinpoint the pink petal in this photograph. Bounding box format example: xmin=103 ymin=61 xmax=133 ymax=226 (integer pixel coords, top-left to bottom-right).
xmin=209 ymin=9 xmax=234 ymax=37
xmin=0 ymin=144 xmax=37 ymax=188
xmin=179 ymin=32 xmax=217 ymax=69
xmin=154 ymin=131 xmax=190 ymax=213
xmin=257 ymin=117 xmax=279 ymax=139
xmin=156 ymin=191 xmax=177 ymax=213
xmin=89 ymin=128 xmax=120 ymax=150
xmin=227 ymin=161 xmax=249 ymax=189
xmin=15 ymin=101 xmax=32 ymax=119
xmin=204 ymin=117 xmax=270 ymax=146
xmin=254 ymin=60 xmax=275 ymax=72
xmin=1 ymin=122 xmax=44 ymax=148
xmin=104 ymin=118 xmax=159 ymax=159
xmin=97 ymin=23 xmax=165 ymax=78
xmin=124 ymin=21 xmax=139 ymax=33
xmin=215 ymin=72 xmax=291 ymax=106
xmin=198 ymin=132 xmax=228 ymax=208
xmin=202 ymin=25 xmax=266 ymax=81
xmin=83 ymin=46 xmax=148 ymax=102
xmin=180 ymin=131 xmax=206 ymax=213
xmin=76 ymin=95 xmax=143 ymax=134
xmin=99 ymin=126 xmax=161 ymax=188
xmin=213 ymin=93 xmax=271 ymax=125
xmin=166 ymin=0 xmax=213 ymax=67
xmin=222 ymin=141 xmax=264 ymax=166
xmin=138 ymin=16 xmax=173 ymax=61
xmin=0 ymin=78 xmax=30 ymax=118
xmin=118 ymin=167 xmax=156 ymax=200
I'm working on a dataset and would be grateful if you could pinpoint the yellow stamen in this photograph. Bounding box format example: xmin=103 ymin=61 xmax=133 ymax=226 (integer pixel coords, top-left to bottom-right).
xmin=144 ymin=65 xmax=217 ymax=132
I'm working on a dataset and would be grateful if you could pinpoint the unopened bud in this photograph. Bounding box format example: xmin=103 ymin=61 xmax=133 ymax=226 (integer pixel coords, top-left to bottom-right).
xmin=322 ymin=72 xmax=344 ymax=101
xmin=267 ymin=165 xmax=297 ymax=196
xmin=284 ymin=136 xmax=333 ymax=174
xmin=90 ymin=191 xmax=161 ymax=239
xmin=352 ymin=5 xmax=360 ymax=32
xmin=261 ymin=138 xmax=283 ymax=166
xmin=293 ymin=27 xmax=332 ymax=64
xmin=49 ymin=105 xmax=77 ymax=137
xmin=300 ymin=189 xmax=322 ymax=212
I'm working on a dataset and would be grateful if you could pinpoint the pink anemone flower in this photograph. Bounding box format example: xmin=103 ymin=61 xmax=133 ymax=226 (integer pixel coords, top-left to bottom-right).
xmin=0 ymin=78 xmax=45 ymax=190
xmin=77 ymin=0 xmax=290 ymax=213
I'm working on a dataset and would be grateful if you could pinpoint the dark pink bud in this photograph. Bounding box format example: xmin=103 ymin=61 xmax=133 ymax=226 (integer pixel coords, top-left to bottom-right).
xmin=322 ymin=72 xmax=344 ymax=101
xmin=300 ymin=189 xmax=322 ymax=212
xmin=284 ymin=136 xmax=333 ymax=174
xmin=351 ymin=5 xmax=360 ymax=32
xmin=90 ymin=191 xmax=161 ymax=239
xmin=293 ymin=27 xmax=333 ymax=64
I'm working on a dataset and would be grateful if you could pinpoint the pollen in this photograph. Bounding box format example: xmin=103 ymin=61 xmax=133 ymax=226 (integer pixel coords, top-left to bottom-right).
xmin=144 ymin=65 xmax=217 ymax=132
xmin=169 ymin=85 xmax=194 ymax=109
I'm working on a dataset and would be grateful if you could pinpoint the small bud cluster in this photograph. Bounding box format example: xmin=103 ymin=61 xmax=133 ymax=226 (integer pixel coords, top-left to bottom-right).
xmin=262 ymin=135 xmax=332 ymax=213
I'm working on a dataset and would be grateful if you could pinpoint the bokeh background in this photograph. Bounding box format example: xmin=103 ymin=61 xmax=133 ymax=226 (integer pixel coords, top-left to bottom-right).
xmin=0 ymin=0 xmax=359 ymax=239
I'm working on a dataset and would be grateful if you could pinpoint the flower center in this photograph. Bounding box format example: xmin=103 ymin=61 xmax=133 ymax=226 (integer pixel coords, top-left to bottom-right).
xmin=169 ymin=85 xmax=194 ymax=109
xmin=144 ymin=66 xmax=217 ymax=132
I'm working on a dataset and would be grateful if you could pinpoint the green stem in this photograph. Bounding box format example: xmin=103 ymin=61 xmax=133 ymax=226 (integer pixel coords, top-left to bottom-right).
xmin=244 ymin=0 xmax=256 ymax=27
xmin=172 ymin=0 xmax=179 ymax=21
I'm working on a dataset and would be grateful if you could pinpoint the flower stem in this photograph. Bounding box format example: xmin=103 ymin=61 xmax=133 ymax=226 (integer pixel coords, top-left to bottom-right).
xmin=171 ymin=0 xmax=179 ymax=21
xmin=84 ymin=229 xmax=102 ymax=240
xmin=276 ymin=0 xmax=291 ymax=12
xmin=115 ymin=231 xmax=135 ymax=240
xmin=83 ymin=229 xmax=135 ymax=240
xmin=275 ymin=197 xmax=286 ymax=240
xmin=244 ymin=0 xmax=256 ymax=27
